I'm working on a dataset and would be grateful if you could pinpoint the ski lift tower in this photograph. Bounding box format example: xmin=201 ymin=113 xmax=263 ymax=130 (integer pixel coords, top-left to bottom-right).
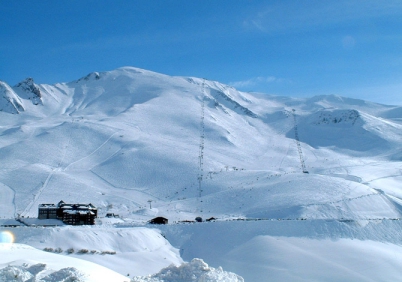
xmin=292 ymin=109 xmax=308 ymax=174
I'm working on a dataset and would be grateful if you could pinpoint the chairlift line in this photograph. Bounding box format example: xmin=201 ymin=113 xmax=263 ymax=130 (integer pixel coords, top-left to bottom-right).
xmin=197 ymin=80 xmax=206 ymax=210
xmin=291 ymin=109 xmax=308 ymax=174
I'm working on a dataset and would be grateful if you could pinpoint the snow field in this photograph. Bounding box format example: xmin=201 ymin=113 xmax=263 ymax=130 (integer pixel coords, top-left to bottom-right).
xmin=3 ymin=226 xmax=182 ymax=277
xmin=0 ymin=243 xmax=129 ymax=282
xmin=1 ymin=66 xmax=402 ymax=280
xmin=157 ymin=219 xmax=402 ymax=281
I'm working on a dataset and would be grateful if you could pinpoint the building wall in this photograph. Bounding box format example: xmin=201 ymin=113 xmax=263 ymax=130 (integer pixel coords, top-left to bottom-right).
xmin=38 ymin=208 xmax=57 ymax=219
xmin=62 ymin=212 xmax=95 ymax=225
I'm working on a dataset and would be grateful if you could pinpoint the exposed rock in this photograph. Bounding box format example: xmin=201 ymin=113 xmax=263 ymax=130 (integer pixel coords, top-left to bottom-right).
xmin=14 ymin=77 xmax=43 ymax=105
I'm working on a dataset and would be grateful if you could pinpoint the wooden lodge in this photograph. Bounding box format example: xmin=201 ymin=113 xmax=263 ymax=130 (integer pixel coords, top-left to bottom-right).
xmin=38 ymin=200 xmax=97 ymax=225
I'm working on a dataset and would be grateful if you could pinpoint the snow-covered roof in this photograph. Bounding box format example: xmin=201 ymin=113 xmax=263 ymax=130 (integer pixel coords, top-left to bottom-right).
xmin=0 ymin=219 xmax=24 ymax=226
xmin=78 ymin=211 xmax=91 ymax=215
xmin=38 ymin=204 xmax=56 ymax=208
xmin=57 ymin=202 xmax=97 ymax=209
xmin=64 ymin=210 xmax=76 ymax=214
xmin=63 ymin=210 xmax=94 ymax=215
xmin=23 ymin=218 xmax=65 ymax=226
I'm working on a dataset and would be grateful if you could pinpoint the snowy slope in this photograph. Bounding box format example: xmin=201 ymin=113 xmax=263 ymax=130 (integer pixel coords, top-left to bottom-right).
xmin=0 ymin=243 xmax=242 ymax=282
xmin=0 ymin=243 xmax=128 ymax=282
xmin=1 ymin=66 xmax=402 ymax=280
xmin=158 ymin=219 xmax=402 ymax=282
xmin=0 ymin=81 xmax=24 ymax=114
xmin=6 ymin=226 xmax=183 ymax=277
xmin=1 ymin=66 xmax=400 ymax=220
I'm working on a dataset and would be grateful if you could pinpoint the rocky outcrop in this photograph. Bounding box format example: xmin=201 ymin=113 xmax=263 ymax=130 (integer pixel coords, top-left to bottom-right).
xmin=14 ymin=77 xmax=43 ymax=105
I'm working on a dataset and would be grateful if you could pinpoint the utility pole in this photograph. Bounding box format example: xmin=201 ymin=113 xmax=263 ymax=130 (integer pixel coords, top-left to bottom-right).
xmin=197 ymin=80 xmax=206 ymax=212
xmin=292 ymin=109 xmax=308 ymax=173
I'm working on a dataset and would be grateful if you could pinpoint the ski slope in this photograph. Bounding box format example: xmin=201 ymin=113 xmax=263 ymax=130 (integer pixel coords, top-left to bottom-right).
xmin=1 ymin=66 xmax=402 ymax=281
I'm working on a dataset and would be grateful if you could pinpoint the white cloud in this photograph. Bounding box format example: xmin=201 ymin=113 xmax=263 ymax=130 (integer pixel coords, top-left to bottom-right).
xmin=229 ymin=76 xmax=288 ymax=90
xmin=243 ymin=0 xmax=402 ymax=34
xmin=342 ymin=35 xmax=356 ymax=50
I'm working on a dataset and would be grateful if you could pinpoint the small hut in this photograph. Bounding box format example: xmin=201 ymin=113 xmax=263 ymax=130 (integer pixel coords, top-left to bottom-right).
xmin=148 ymin=217 xmax=168 ymax=225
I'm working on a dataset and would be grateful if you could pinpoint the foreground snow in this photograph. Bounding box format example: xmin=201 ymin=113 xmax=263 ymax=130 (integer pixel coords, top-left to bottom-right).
xmin=0 ymin=244 xmax=243 ymax=282
xmin=3 ymin=226 xmax=183 ymax=277
xmin=158 ymin=219 xmax=402 ymax=281
xmin=131 ymin=259 xmax=244 ymax=282
xmin=0 ymin=243 xmax=128 ymax=282
xmin=3 ymin=219 xmax=402 ymax=281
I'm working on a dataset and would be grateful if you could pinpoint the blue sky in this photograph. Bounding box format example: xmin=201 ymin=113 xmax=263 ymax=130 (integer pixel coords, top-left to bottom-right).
xmin=1 ymin=0 xmax=402 ymax=105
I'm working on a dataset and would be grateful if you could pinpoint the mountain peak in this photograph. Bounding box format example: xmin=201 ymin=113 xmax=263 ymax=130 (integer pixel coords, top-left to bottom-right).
xmin=75 ymin=72 xmax=102 ymax=83
xmin=14 ymin=77 xmax=43 ymax=105
xmin=307 ymin=94 xmax=379 ymax=108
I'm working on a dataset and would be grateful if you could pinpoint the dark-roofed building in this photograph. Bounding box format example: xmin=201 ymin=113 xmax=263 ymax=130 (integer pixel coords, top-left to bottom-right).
xmin=38 ymin=200 xmax=97 ymax=225
xmin=148 ymin=217 xmax=168 ymax=225
xmin=38 ymin=203 xmax=58 ymax=219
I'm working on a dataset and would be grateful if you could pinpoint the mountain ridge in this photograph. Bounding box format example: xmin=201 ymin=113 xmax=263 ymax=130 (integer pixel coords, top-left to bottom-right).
xmin=0 ymin=66 xmax=401 ymax=223
xmin=2 ymin=66 xmax=402 ymax=281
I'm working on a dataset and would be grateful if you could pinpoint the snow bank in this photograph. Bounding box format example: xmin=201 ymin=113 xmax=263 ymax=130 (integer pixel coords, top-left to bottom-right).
xmin=5 ymin=226 xmax=183 ymax=277
xmin=0 ymin=243 xmax=128 ymax=282
xmin=0 ymin=243 xmax=243 ymax=282
xmin=224 ymin=236 xmax=402 ymax=282
xmin=131 ymin=258 xmax=244 ymax=282
xmin=0 ymin=264 xmax=85 ymax=282
xmin=158 ymin=220 xmax=402 ymax=281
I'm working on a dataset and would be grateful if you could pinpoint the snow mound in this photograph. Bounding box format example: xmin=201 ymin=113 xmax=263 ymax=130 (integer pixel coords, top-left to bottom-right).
xmin=0 ymin=264 xmax=85 ymax=282
xmin=0 ymin=243 xmax=128 ymax=281
xmin=0 ymin=265 xmax=34 ymax=282
xmin=41 ymin=267 xmax=85 ymax=282
xmin=131 ymin=258 xmax=244 ymax=282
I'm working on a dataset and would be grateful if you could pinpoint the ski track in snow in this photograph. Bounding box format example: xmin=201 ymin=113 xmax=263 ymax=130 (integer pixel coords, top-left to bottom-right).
xmin=89 ymin=170 xmax=165 ymax=204
xmin=0 ymin=182 xmax=16 ymax=218
xmin=365 ymin=173 xmax=402 ymax=184
xmin=20 ymin=168 xmax=56 ymax=217
xmin=20 ymin=119 xmax=75 ymax=216
xmin=64 ymin=129 xmax=122 ymax=171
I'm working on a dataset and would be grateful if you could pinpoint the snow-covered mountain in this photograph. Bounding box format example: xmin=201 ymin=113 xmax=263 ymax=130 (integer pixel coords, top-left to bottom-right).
xmin=1 ymin=67 xmax=402 ymax=281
